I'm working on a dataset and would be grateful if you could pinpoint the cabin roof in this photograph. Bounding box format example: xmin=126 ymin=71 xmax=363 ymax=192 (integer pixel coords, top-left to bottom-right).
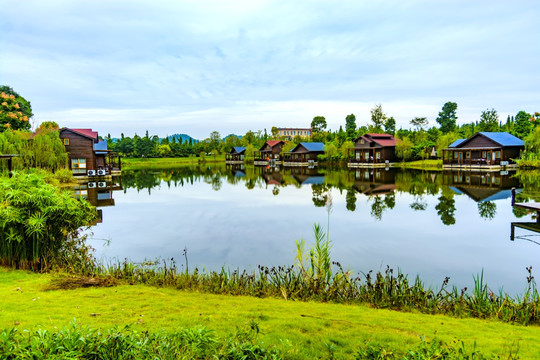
xmin=289 ymin=142 xmax=325 ymax=153
xmin=354 ymin=133 xmax=397 ymax=147
xmin=94 ymin=140 xmax=109 ymax=154
xmin=449 ymin=132 xmax=524 ymax=149
xmin=60 ymin=128 xmax=99 ymax=142
xmin=231 ymin=146 xmax=246 ymax=154
xmin=478 ymin=132 xmax=524 ymax=147
xmin=265 ymin=140 xmax=284 ymax=148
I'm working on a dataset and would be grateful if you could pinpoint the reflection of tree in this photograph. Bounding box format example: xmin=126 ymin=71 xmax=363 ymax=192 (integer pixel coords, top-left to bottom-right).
xmin=410 ymin=195 xmax=427 ymax=211
xmin=345 ymin=189 xmax=356 ymax=211
xmin=512 ymin=192 xmax=532 ymax=218
xmin=435 ymin=195 xmax=456 ymax=225
xmin=272 ymin=186 xmax=280 ymax=196
xmin=312 ymin=183 xmax=329 ymax=207
xmin=477 ymin=201 xmax=496 ymax=220
xmin=211 ymin=175 xmax=222 ymax=191
xmin=370 ymin=196 xmax=385 ymax=220
xmin=384 ymin=193 xmax=395 ymax=209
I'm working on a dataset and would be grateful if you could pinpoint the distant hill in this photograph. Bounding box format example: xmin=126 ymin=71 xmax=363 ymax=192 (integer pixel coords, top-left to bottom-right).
xmin=167 ymin=134 xmax=199 ymax=143
xmin=223 ymin=134 xmax=242 ymax=140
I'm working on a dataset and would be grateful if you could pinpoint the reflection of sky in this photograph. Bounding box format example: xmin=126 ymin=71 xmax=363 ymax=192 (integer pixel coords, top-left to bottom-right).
xmin=89 ymin=177 xmax=540 ymax=295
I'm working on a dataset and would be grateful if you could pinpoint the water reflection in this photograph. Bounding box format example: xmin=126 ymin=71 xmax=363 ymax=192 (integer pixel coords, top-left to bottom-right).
xmin=87 ymin=164 xmax=540 ymax=294
xmin=74 ymin=178 xmax=122 ymax=224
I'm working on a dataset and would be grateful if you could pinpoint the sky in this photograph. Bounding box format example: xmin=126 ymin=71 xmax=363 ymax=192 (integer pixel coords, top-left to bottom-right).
xmin=1 ymin=0 xmax=539 ymax=139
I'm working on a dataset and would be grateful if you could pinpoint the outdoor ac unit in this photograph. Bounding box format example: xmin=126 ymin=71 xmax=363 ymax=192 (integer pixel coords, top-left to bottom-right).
xmin=500 ymin=161 xmax=509 ymax=166
xmin=98 ymin=182 xmax=107 ymax=188
xmin=87 ymin=182 xmax=96 ymax=189
xmin=87 ymin=170 xmax=96 ymax=176
xmin=97 ymin=169 xmax=106 ymax=176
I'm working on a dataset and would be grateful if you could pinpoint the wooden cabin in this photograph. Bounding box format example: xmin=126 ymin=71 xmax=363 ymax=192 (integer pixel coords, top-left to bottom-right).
xmin=255 ymin=140 xmax=285 ymax=164
xmin=226 ymin=146 xmax=246 ymax=163
xmin=348 ymin=133 xmax=398 ymax=167
xmin=442 ymin=132 xmax=524 ymax=170
xmin=283 ymin=142 xmax=324 ymax=166
xmin=442 ymin=170 xmax=520 ymax=202
xmin=59 ymin=128 xmax=120 ymax=176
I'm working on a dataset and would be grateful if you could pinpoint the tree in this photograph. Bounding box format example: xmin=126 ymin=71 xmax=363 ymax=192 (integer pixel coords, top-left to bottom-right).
xmin=384 ymin=117 xmax=396 ymax=135
xmin=0 ymin=86 xmax=33 ymax=131
xmin=436 ymin=102 xmax=458 ymax=133
xmin=478 ymin=108 xmax=499 ymax=132
xmin=395 ymin=136 xmax=414 ymax=161
xmin=271 ymin=126 xmax=279 ymax=138
xmin=370 ymin=104 xmax=386 ymax=132
xmin=513 ymin=111 xmax=533 ymax=139
xmin=209 ymin=131 xmax=221 ymax=151
xmin=311 ymin=116 xmax=327 ymax=133
xmin=410 ymin=117 xmax=428 ymax=131
xmin=345 ymin=189 xmax=356 ymax=211
xmin=345 ymin=114 xmax=356 ymax=139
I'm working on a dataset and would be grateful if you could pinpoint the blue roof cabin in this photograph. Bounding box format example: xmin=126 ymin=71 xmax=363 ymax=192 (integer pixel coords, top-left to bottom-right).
xmin=284 ymin=142 xmax=325 ymax=166
xmin=442 ymin=132 xmax=524 ymax=169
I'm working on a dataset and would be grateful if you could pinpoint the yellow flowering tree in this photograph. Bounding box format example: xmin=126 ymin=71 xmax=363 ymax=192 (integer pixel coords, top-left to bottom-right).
xmin=0 ymin=85 xmax=33 ymax=131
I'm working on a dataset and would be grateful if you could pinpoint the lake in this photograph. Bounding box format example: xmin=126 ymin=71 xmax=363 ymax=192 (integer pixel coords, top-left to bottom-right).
xmin=82 ymin=165 xmax=540 ymax=295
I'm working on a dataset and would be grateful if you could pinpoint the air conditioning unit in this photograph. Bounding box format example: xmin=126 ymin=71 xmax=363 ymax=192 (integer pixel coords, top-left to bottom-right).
xmin=87 ymin=182 xmax=96 ymax=188
xmin=500 ymin=161 xmax=509 ymax=166
xmin=87 ymin=170 xmax=96 ymax=176
xmin=98 ymin=182 xmax=107 ymax=188
xmin=97 ymin=169 xmax=106 ymax=176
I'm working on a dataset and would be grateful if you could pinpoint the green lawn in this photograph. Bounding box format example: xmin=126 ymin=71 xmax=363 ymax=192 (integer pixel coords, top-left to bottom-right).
xmin=1 ymin=268 xmax=536 ymax=359
xmin=394 ymin=159 xmax=443 ymax=170
xmin=122 ymin=156 xmax=225 ymax=170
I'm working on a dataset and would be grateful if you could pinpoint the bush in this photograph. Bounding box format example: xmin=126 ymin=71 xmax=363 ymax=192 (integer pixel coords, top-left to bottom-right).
xmin=0 ymin=171 xmax=96 ymax=270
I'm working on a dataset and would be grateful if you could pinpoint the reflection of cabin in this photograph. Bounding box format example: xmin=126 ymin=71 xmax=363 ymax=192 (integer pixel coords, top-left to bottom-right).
xmin=59 ymin=128 xmax=121 ymax=176
xmin=442 ymin=132 xmax=524 ymax=170
xmin=226 ymin=147 xmax=246 ymax=164
xmin=258 ymin=166 xmax=285 ymax=186
xmin=278 ymin=128 xmax=312 ymax=140
xmin=73 ymin=180 xmax=123 ymax=225
xmin=283 ymin=142 xmax=324 ymax=166
xmin=350 ymin=168 xmax=396 ymax=196
xmin=443 ymin=170 xmax=520 ymax=202
xmin=348 ymin=133 xmax=398 ymax=167
xmin=254 ymin=140 xmax=285 ymax=165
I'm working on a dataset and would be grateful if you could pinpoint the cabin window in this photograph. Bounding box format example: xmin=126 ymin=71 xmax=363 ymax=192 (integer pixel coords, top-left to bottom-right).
xmin=63 ymin=138 xmax=70 ymax=145
xmin=71 ymin=158 xmax=87 ymax=174
xmin=376 ymin=152 xmax=381 ymax=160
xmin=364 ymin=152 xmax=369 ymax=160
xmin=466 ymin=152 xmax=470 ymax=159
xmin=496 ymin=151 xmax=501 ymax=158
xmin=453 ymin=152 xmax=458 ymax=159
xmin=360 ymin=139 xmax=365 ymax=145
xmin=482 ymin=151 xmax=486 ymax=159
xmin=356 ymin=152 xmax=360 ymax=160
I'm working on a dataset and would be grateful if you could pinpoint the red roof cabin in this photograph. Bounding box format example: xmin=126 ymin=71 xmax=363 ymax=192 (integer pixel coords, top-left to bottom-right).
xmin=59 ymin=128 xmax=121 ymax=176
xmin=349 ymin=133 xmax=399 ymax=167
xmin=254 ymin=140 xmax=285 ymax=165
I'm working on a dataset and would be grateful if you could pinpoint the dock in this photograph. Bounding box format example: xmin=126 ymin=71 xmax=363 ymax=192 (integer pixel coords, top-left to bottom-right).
xmin=511 ymin=188 xmax=540 ymax=220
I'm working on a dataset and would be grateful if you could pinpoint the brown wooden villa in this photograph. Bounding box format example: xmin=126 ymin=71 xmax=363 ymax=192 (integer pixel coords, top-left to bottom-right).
xmin=254 ymin=140 xmax=285 ymax=165
xmin=59 ymin=128 xmax=121 ymax=177
xmin=283 ymin=142 xmax=324 ymax=166
xmin=348 ymin=133 xmax=398 ymax=167
xmin=226 ymin=146 xmax=246 ymax=164
xmin=442 ymin=132 xmax=524 ymax=170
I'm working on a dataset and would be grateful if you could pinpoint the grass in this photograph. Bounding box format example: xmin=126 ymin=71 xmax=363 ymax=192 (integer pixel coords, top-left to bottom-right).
xmin=122 ymin=155 xmax=226 ymax=170
xmin=394 ymin=159 xmax=443 ymax=170
xmin=0 ymin=267 xmax=533 ymax=359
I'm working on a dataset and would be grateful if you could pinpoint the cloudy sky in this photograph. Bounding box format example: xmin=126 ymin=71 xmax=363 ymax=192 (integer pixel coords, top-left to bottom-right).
xmin=1 ymin=1 xmax=538 ymax=139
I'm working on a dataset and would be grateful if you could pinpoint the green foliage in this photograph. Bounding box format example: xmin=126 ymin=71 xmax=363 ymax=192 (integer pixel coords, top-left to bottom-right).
xmin=0 ymin=172 xmax=96 ymax=270
xmin=311 ymin=116 xmax=327 ymax=133
xmin=513 ymin=110 xmax=533 ymax=140
xmin=436 ymin=102 xmax=458 ymax=133
xmin=395 ymin=137 xmax=414 ymax=161
xmin=345 ymin=114 xmax=356 ymax=139
xmin=410 ymin=117 xmax=428 ymax=130
xmin=370 ymin=104 xmax=386 ymax=132
xmin=384 ymin=116 xmax=396 ymax=135
xmin=478 ymin=108 xmax=500 ymax=132
xmin=0 ymin=85 xmax=33 ymax=131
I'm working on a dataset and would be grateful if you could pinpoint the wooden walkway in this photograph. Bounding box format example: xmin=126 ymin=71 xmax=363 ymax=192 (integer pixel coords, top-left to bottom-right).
xmin=511 ymin=188 xmax=540 ymax=220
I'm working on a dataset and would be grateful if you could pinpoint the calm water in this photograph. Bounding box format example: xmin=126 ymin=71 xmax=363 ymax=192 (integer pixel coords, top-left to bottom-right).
xmin=83 ymin=165 xmax=540 ymax=294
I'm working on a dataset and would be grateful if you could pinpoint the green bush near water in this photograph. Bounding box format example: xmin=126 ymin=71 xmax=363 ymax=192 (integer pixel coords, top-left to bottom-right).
xmin=0 ymin=171 xmax=96 ymax=270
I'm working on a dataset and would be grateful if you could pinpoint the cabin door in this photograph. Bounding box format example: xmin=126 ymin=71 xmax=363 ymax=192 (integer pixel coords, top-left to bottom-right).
xmin=458 ymin=152 xmax=463 ymax=163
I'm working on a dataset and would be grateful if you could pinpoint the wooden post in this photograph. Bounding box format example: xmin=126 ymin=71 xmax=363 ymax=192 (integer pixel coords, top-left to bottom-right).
xmin=8 ymin=157 xmax=13 ymax=178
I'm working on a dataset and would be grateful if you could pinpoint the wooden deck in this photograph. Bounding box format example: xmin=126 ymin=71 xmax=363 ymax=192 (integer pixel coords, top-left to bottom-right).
xmin=511 ymin=188 xmax=540 ymax=218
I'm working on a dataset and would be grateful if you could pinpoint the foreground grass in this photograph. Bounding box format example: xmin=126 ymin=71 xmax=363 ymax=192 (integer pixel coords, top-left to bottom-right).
xmin=122 ymin=156 xmax=225 ymax=170
xmin=0 ymin=268 xmax=535 ymax=359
